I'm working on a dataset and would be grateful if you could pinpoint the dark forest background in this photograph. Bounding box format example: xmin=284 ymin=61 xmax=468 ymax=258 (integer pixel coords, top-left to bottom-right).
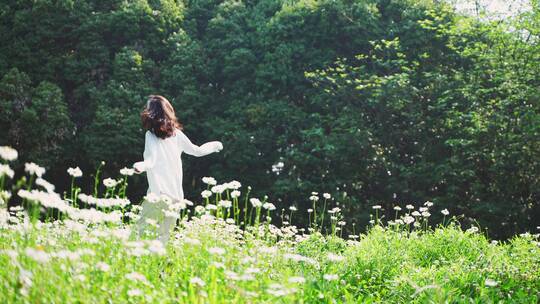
xmin=0 ymin=0 xmax=538 ymax=238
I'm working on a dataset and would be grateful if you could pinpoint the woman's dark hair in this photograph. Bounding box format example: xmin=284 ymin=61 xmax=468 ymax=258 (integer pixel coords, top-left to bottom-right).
xmin=141 ymin=95 xmax=183 ymax=139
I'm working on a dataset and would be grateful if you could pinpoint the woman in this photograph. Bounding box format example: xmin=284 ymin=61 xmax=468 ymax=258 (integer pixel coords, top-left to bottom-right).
xmin=133 ymin=95 xmax=223 ymax=244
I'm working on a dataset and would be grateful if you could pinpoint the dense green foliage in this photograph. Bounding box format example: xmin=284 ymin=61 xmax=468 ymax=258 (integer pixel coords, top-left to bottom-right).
xmin=0 ymin=0 xmax=538 ymax=238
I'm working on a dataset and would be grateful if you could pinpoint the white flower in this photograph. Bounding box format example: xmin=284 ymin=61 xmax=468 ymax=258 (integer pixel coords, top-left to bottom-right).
xmin=406 ymin=204 xmax=414 ymax=210
xmin=328 ymin=207 xmax=341 ymax=214
xmin=288 ymin=276 xmax=306 ymax=284
xmin=323 ymin=274 xmax=338 ymax=281
xmin=227 ymin=180 xmax=241 ymax=189
xmin=201 ymin=190 xmax=212 ymax=199
xmin=307 ymin=208 xmax=313 ymax=213
xmin=323 ymin=193 xmax=331 ymax=199
xmin=25 ymin=162 xmax=46 ymax=177
xmin=211 ymin=185 xmax=226 ymax=194
xmin=262 ymin=202 xmax=276 ymax=210
xmin=485 ymin=279 xmax=498 ymax=287
xmin=393 ymin=206 xmax=402 ymax=211
xmin=102 ymin=178 xmax=118 ymax=188
xmin=0 ymin=146 xmax=18 ymax=161
xmin=206 ymin=204 xmax=217 ymax=210
xmin=125 ymin=272 xmax=148 ymax=283
xmin=194 ymin=206 xmax=205 ymax=214
xmin=372 ymin=205 xmax=382 ymax=210
xmin=271 ymin=161 xmax=284 ymax=174
xmin=327 ymin=253 xmax=345 ymax=262
xmin=419 ymin=207 xmax=428 ymax=212
xmin=120 ymin=167 xmax=134 ymax=176
xmin=25 ymin=248 xmax=50 ymax=263
xmin=0 ymin=164 xmax=15 ymax=179
xmin=289 ymin=206 xmax=297 ymax=211
xmin=67 ymin=167 xmax=83 ymax=178
xmin=202 ymin=177 xmax=217 ymax=185
xmin=467 ymin=226 xmax=479 ymax=233
xmin=190 ymin=277 xmax=205 ymax=287
xmin=36 ymin=178 xmax=55 ymax=193
xmin=183 ymin=199 xmax=194 ymax=206
xmin=309 ymin=195 xmax=319 ymax=202
xmin=208 ymin=247 xmax=225 ymax=255
xmin=231 ymin=190 xmax=241 ymax=198
xmin=96 ymin=262 xmax=110 ymax=272
xmin=424 ymin=201 xmax=434 ymax=207
xmin=402 ymin=215 xmax=415 ymax=224
xmin=218 ymin=200 xmax=232 ymax=208
xmin=411 ymin=211 xmax=421 ymax=217
xmin=250 ymin=198 xmax=262 ymax=208
xmin=127 ymin=289 xmax=143 ymax=297
xmin=441 ymin=209 xmax=449 ymax=216
xmin=421 ymin=211 xmax=431 ymax=218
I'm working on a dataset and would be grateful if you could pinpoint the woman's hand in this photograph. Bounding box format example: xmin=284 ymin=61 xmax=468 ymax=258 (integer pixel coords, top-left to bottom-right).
xmin=213 ymin=141 xmax=223 ymax=153
xmin=133 ymin=162 xmax=145 ymax=174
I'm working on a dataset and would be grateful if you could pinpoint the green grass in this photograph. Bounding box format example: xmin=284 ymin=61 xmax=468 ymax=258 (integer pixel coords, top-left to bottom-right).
xmin=0 ymin=215 xmax=538 ymax=303
xmin=0 ymin=150 xmax=538 ymax=303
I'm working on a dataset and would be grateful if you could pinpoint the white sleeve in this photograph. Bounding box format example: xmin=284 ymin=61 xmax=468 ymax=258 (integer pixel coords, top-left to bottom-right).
xmin=176 ymin=129 xmax=222 ymax=157
xmin=133 ymin=131 xmax=157 ymax=172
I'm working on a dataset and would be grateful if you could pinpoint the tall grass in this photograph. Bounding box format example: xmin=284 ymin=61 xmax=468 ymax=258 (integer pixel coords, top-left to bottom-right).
xmin=0 ymin=146 xmax=538 ymax=303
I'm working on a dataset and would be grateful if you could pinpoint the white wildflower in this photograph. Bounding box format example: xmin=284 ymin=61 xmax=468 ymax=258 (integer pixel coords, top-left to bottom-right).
xmin=227 ymin=180 xmax=241 ymax=189
xmin=67 ymin=167 xmax=83 ymax=177
xmin=231 ymin=190 xmax=241 ymax=198
xmin=211 ymin=184 xmax=226 ymax=194
xmin=323 ymin=274 xmax=339 ymax=281
xmin=0 ymin=146 xmax=18 ymax=161
xmin=96 ymin=262 xmax=110 ymax=272
xmin=25 ymin=162 xmax=45 ymax=177
xmin=190 ymin=277 xmax=205 ymax=287
xmin=202 ymin=177 xmax=217 ymax=185
xmin=288 ymin=276 xmax=306 ymax=284
xmin=102 ymin=178 xmax=118 ymax=188
xmin=262 ymin=202 xmax=276 ymax=210
xmin=0 ymin=164 xmax=14 ymax=179
xmin=120 ymin=167 xmax=135 ymax=176
xmin=250 ymin=198 xmax=262 ymax=208
xmin=218 ymin=200 xmax=232 ymax=209
xmin=201 ymin=190 xmax=212 ymax=199
xmin=327 ymin=253 xmax=345 ymax=262
xmin=127 ymin=289 xmax=143 ymax=297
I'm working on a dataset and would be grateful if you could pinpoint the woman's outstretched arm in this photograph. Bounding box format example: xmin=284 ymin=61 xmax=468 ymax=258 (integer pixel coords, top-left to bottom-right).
xmin=133 ymin=131 xmax=158 ymax=173
xmin=177 ymin=129 xmax=222 ymax=157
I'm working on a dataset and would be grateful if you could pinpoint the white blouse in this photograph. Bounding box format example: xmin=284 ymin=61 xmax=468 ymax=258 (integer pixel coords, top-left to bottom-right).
xmin=133 ymin=129 xmax=222 ymax=201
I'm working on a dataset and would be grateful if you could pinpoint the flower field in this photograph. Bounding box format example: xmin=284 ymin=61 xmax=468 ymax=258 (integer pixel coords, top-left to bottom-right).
xmin=0 ymin=146 xmax=539 ymax=303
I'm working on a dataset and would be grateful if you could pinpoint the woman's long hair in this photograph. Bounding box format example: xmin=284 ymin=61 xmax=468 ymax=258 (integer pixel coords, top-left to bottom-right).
xmin=141 ymin=95 xmax=183 ymax=139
